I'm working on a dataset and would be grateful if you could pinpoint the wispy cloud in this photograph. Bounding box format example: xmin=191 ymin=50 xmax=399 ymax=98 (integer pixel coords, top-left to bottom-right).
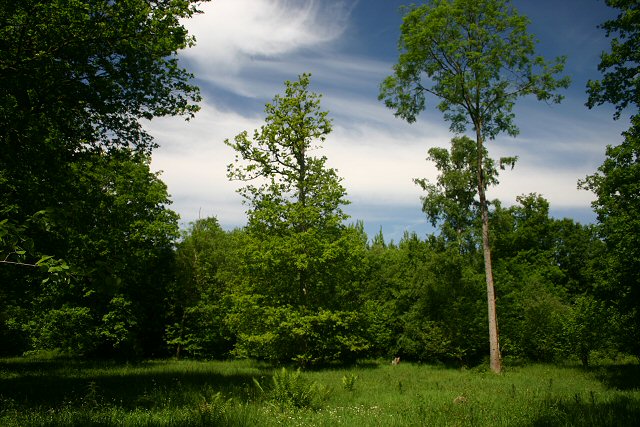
xmin=184 ymin=0 xmax=355 ymax=74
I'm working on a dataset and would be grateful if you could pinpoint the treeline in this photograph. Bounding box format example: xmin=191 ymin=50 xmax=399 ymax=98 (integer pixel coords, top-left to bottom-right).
xmin=167 ymin=194 xmax=621 ymax=367
xmin=0 ymin=188 xmax=625 ymax=367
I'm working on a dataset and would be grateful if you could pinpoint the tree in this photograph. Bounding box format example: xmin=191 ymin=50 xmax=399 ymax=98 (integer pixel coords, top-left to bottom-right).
xmin=0 ymin=0 xmax=204 ymax=276
xmin=225 ymin=74 xmax=369 ymax=365
xmin=586 ymin=0 xmax=640 ymax=120
xmin=0 ymin=151 xmax=179 ymax=357
xmin=226 ymin=73 xmax=351 ymax=306
xmin=379 ymin=0 xmax=569 ymax=373
xmin=0 ymin=0 xmax=202 ymax=154
xmin=226 ymin=73 xmax=347 ymax=235
xmin=580 ymin=119 xmax=640 ymax=356
xmin=490 ymin=195 xmax=568 ymax=362
xmin=562 ymin=295 xmax=613 ymax=367
xmin=583 ymin=0 xmax=640 ymax=357
xmin=167 ymin=218 xmax=240 ymax=359
xmin=0 ymin=0 xmax=202 ymax=356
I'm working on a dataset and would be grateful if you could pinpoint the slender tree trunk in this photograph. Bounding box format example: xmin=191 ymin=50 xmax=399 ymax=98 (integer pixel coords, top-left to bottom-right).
xmin=297 ymin=142 xmax=308 ymax=305
xmin=475 ymin=126 xmax=502 ymax=374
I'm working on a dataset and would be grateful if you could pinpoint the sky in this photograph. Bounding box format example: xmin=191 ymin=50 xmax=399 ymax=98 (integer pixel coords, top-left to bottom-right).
xmin=146 ymin=0 xmax=630 ymax=242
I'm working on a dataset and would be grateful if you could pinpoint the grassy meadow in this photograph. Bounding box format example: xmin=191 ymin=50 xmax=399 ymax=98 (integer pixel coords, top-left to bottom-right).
xmin=1 ymin=357 xmax=639 ymax=426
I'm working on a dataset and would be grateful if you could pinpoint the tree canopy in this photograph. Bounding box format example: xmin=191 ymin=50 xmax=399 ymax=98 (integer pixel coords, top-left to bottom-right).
xmin=379 ymin=0 xmax=569 ymax=138
xmin=581 ymin=0 xmax=640 ymax=358
xmin=587 ymin=0 xmax=640 ymax=119
xmin=0 ymin=0 xmax=203 ymax=156
xmin=226 ymin=73 xmax=348 ymax=237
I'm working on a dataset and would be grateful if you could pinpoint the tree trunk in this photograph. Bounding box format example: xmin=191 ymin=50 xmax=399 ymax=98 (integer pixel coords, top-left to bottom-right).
xmin=475 ymin=126 xmax=502 ymax=374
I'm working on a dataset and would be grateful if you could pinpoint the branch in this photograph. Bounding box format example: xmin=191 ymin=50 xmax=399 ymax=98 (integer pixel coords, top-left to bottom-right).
xmin=0 ymin=260 xmax=40 ymax=268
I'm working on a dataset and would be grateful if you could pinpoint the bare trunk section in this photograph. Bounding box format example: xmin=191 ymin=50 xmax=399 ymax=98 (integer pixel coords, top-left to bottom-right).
xmin=475 ymin=126 xmax=502 ymax=374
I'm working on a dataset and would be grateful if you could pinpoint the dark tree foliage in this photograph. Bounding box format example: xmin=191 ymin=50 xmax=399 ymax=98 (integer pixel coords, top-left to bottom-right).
xmin=0 ymin=0 xmax=203 ymax=155
xmin=489 ymin=194 xmax=616 ymax=364
xmin=167 ymin=218 xmax=241 ymax=359
xmin=580 ymin=118 xmax=640 ymax=357
xmin=0 ymin=0 xmax=203 ymax=269
xmin=0 ymin=0 xmax=202 ymax=356
xmin=587 ymin=0 xmax=640 ymax=119
xmin=583 ymin=0 xmax=640 ymax=358
xmin=1 ymin=151 xmax=179 ymax=356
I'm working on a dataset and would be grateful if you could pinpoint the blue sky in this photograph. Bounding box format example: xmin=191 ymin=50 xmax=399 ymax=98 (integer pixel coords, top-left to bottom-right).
xmin=147 ymin=0 xmax=630 ymax=242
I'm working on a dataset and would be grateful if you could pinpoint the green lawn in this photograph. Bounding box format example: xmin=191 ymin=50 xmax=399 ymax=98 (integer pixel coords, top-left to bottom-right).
xmin=1 ymin=357 xmax=639 ymax=426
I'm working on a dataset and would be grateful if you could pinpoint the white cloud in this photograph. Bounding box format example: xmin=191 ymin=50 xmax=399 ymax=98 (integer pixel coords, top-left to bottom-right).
xmin=184 ymin=0 xmax=354 ymax=73
xmin=149 ymin=102 xmax=258 ymax=227
xmin=324 ymin=122 xmax=448 ymax=204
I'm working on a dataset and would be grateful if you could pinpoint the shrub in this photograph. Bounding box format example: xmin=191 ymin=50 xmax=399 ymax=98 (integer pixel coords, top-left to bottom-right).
xmin=253 ymin=367 xmax=330 ymax=411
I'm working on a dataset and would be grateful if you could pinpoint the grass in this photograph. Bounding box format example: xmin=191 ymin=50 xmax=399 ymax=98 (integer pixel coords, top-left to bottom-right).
xmin=1 ymin=357 xmax=639 ymax=426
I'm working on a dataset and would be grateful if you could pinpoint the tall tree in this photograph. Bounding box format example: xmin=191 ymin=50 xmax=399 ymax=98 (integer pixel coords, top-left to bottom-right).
xmin=0 ymin=0 xmax=203 ymax=353
xmin=583 ymin=0 xmax=640 ymax=357
xmin=225 ymin=74 xmax=368 ymax=365
xmin=226 ymin=73 xmax=350 ymax=306
xmin=379 ymin=0 xmax=569 ymax=373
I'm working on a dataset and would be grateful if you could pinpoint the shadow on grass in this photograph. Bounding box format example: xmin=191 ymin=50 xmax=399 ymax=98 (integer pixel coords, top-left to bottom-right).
xmin=532 ymin=394 xmax=640 ymax=427
xmin=0 ymin=358 xmax=271 ymax=410
xmin=592 ymin=364 xmax=640 ymax=391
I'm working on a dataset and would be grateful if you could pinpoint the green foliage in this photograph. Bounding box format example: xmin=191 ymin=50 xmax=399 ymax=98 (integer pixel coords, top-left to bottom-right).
xmin=225 ymin=75 xmax=369 ymax=364
xmin=561 ymin=295 xmax=615 ymax=367
xmin=226 ymin=73 xmax=347 ymax=235
xmin=398 ymin=244 xmax=487 ymax=365
xmin=226 ymin=227 xmax=370 ymax=365
xmin=586 ymin=0 xmax=640 ymax=119
xmin=0 ymin=0 xmax=203 ymax=155
xmin=363 ymin=231 xmax=488 ymax=365
xmin=254 ymin=368 xmax=330 ymax=411
xmin=580 ymin=118 xmax=640 ymax=357
xmin=197 ymin=387 xmax=236 ymax=425
xmin=341 ymin=373 xmax=358 ymax=392
xmin=379 ymin=0 xmax=569 ymax=136
xmin=230 ymin=304 xmax=370 ymax=367
xmin=0 ymin=0 xmax=201 ymax=358
xmin=414 ymin=136 xmax=504 ymax=243
xmin=100 ymin=296 xmax=138 ymax=350
xmin=582 ymin=0 xmax=640 ymax=359
xmin=26 ymin=305 xmax=98 ymax=355
xmin=490 ymin=194 xmax=607 ymax=362
xmin=497 ymin=266 xmax=568 ymax=362
xmin=1 ymin=151 xmax=179 ymax=357
xmin=166 ymin=218 xmax=240 ymax=359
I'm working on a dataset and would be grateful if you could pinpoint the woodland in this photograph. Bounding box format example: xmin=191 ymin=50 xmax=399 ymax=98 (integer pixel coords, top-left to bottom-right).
xmin=1 ymin=0 xmax=639 ymax=380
